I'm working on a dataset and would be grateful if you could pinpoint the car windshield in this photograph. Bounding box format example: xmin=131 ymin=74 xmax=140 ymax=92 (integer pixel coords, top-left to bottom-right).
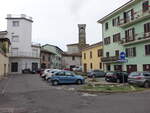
xmin=65 ymin=71 xmax=75 ymax=76
xmin=106 ymin=72 xmax=114 ymax=75
xmin=93 ymin=70 xmax=100 ymax=72
xmin=129 ymin=72 xmax=141 ymax=76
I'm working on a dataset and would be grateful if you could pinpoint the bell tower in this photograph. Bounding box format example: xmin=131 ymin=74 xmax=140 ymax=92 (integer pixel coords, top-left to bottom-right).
xmin=78 ymin=24 xmax=86 ymax=50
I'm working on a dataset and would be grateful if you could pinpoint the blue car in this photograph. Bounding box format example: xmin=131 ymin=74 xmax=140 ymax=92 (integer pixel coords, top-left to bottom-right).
xmin=51 ymin=71 xmax=85 ymax=85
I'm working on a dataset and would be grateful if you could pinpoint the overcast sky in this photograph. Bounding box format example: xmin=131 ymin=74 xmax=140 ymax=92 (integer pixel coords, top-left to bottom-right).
xmin=0 ymin=0 xmax=130 ymax=51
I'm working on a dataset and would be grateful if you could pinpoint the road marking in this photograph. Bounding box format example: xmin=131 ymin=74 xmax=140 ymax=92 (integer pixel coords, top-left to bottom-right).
xmin=1 ymin=76 xmax=11 ymax=95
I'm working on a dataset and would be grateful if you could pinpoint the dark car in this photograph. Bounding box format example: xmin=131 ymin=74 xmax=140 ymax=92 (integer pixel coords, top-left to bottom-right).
xmin=105 ymin=71 xmax=128 ymax=83
xmin=22 ymin=69 xmax=31 ymax=74
xmin=128 ymin=72 xmax=150 ymax=88
xmin=87 ymin=70 xmax=106 ymax=78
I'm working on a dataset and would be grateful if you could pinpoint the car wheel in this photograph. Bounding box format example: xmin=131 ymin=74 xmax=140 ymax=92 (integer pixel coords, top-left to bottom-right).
xmin=144 ymin=82 xmax=149 ymax=88
xmin=52 ymin=80 xmax=59 ymax=86
xmin=116 ymin=79 xmax=121 ymax=83
xmin=76 ymin=79 xmax=82 ymax=85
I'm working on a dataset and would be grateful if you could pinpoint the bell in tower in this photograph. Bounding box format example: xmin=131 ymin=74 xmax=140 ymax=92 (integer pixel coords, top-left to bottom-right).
xmin=78 ymin=24 xmax=86 ymax=50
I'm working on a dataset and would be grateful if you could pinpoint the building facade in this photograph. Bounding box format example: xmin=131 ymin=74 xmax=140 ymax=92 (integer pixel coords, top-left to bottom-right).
xmin=62 ymin=52 xmax=82 ymax=69
xmin=0 ymin=31 xmax=10 ymax=78
xmin=7 ymin=14 xmax=41 ymax=74
xmin=42 ymin=44 xmax=63 ymax=69
xmin=40 ymin=48 xmax=55 ymax=69
xmin=98 ymin=0 xmax=150 ymax=73
xmin=82 ymin=42 xmax=103 ymax=72
xmin=62 ymin=24 xmax=89 ymax=70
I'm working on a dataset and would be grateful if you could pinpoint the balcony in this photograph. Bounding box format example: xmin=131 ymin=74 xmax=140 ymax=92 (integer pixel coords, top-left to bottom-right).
xmin=101 ymin=56 xmax=119 ymax=63
xmin=119 ymin=9 xmax=150 ymax=28
xmin=10 ymin=51 xmax=40 ymax=58
xmin=120 ymin=32 xmax=150 ymax=46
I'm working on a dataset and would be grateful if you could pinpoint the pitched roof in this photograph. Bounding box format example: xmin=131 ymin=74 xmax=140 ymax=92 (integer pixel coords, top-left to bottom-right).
xmin=62 ymin=52 xmax=82 ymax=57
xmin=82 ymin=41 xmax=103 ymax=51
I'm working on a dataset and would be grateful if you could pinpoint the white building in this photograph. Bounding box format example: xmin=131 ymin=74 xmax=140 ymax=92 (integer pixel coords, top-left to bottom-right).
xmin=6 ymin=14 xmax=40 ymax=74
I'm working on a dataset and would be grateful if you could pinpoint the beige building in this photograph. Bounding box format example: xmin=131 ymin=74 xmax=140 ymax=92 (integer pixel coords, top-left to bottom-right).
xmin=0 ymin=31 xmax=10 ymax=79
xmin=82 ymin=42 xmax=103 ymax=72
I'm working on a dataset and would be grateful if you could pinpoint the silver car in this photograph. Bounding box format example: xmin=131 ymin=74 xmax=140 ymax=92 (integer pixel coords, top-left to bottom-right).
xmin=128 ymin=72 xmax=150 ymax=88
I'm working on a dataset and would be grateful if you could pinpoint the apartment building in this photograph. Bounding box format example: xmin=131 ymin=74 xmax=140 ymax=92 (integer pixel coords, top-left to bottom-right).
xmin=40 ymin=48 xmax=55 ymax=69
xmin=98 ymin=0 xmax=150 ymax=73
xmin=7 ymin=14 xmax=41 ymax=74
xmin=82 ymin=42 xmax=103 ymax=72
xmin=42 ymin=44 xmax=63 ymax=69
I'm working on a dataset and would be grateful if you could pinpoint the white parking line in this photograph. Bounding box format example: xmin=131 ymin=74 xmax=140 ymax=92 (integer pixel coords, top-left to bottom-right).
xmin=1 ymin=76 xmax=11 ymax=95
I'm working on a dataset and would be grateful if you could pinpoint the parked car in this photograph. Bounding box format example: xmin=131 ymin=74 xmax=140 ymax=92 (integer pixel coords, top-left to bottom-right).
xmin=22 ymin=69 xmax=31 ymax=74
xmin=45 ymin=69 xmax=61 ymax=81
xmin=87 ymin=70 xmax=106 ymax=78
xmin=41 ymin=69 xmax=52 ymax=78
xmin=51 ymin=70 xmax=85 ymax=85
xmin=105 ymin=71 xmax=128 ymax=83
xmin=128 ymin=72 xmax=150 ymax=88
xmin=73 ymin=66 xmax=82 ymax=72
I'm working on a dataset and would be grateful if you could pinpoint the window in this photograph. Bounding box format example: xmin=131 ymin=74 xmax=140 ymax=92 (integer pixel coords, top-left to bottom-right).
xmin=12 ymin=35 xmax=19 ymax=42
xmin=11 ymin=62 xmax=18 ymax=72
xmin=48 ymin=56 xmax=51 ymax=61
xmin=12 ymin=21 xmax=19 ymax=27
xmin=127 ymin=65 xmax=137 ymax=73
xmin=99 ymin=63 xmax=102 ymax=69
xmin=125 ymin=47 xmax=136 ymax=57
xmin=105 ymin=22 xmax=108 ymax=30
xmin=144 ymin=22 xmax=150 ymax=33
xmin=98 ymin=49 xmax=103 ymax=57
xmin=113 ymin=33 xmax=120 ymax=42
xmin=11 ymin=48 xmax=18 ymax=56
xmin=143 ymin=64 xmax=150 ymax=71
xmin=72 ymin=56 xmax=75 ymax=60
xmin=125 ymin=28 xmax=135 ymax=42
xmin=104 ymin=37 xmax=111 ymax=45
xmin=143 ymin=1 xmax=149 ymax=12
xmin=43 ymin=56 xmax=45 ymax=61
xmin=112 ymin=16 xmax=120 ymax=26
xmin=106 ymin=52 xmax=109 ymax=57
xmin=124 ymin=9 xmax=134 ymax=23
xmin=145 ymin=44 xmax=150 ymax=55
xmin=90 ymin=63 xmax=93 ymax=69
xmin=114 ymin=65 xmax=122 ymax=71
xmin=90 ymin=51 xmax=92 ymax=59
xmin=115 ymin=50 xmax=119 ymax=57
xmin=84 ymin=53 xmax=86 ymax=59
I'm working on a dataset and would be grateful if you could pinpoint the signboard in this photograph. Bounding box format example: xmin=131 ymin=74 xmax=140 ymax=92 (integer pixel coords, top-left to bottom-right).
xmin=118 ymin=52 xmax=128 ymax=63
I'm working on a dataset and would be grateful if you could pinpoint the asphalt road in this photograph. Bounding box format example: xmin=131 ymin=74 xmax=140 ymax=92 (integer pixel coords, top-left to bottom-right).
xmin=0 ymin=74 xmax=150 ymax=113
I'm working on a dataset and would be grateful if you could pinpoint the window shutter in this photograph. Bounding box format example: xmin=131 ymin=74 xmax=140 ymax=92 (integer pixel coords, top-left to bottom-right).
xmin=133 ymin=47 xmax=136 ymax=57
xmin=132 ymin=28 xmax=135 ymax=40
xmin=131 ymin=9 xmax=134 ymax=20
xmin=126 ymin=48 xmax=128 ymax=57
xmin=144 ymin=24 xmax=147 ymax=33
xmin=124 ymin=12 xmax=127 ymax=23
xmin=112 ymin=19 xmax=115 ymax=26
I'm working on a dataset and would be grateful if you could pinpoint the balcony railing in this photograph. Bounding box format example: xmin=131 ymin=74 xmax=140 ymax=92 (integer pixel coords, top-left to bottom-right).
xmin=119 ymin=9 xmax=150 ymax=28
xmin=120 ymin=32 xmax=150 ymax=46
xmin=10 ymin=52 xmax=40 ymax=58
xmin=101 ymin=56 xmax=119 ymax=63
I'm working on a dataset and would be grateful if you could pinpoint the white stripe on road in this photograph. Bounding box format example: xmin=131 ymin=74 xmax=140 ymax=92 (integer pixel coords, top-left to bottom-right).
xmin=1 ymin=76 xmax=11 ymax=94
